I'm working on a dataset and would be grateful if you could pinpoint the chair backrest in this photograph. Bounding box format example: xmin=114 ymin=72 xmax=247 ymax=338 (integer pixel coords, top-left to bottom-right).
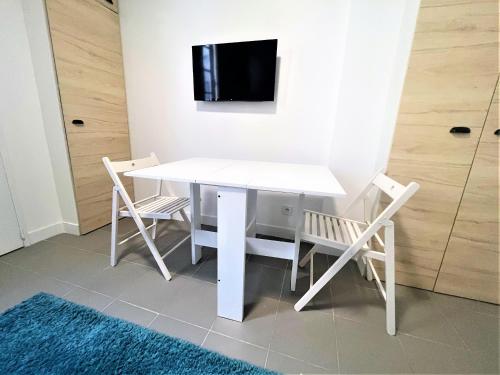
xmin=102 ymin=152 xmax=161 ymax=208
xmin=370 ymin=173 xmax=419 ymax=225
xmin=342 ymin=172 xmax=419 ymax=252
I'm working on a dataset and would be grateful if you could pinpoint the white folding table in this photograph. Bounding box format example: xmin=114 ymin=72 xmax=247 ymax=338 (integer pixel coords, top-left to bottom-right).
xmin=126 ymin=158 xmax=345 ymax=322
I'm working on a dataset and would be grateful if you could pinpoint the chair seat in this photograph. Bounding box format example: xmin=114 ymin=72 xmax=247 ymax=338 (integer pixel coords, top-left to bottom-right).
xmin=302 ymin=210 xmax=368 ymax=247
xmin=120 ymin=196 xmax=190 ymax=219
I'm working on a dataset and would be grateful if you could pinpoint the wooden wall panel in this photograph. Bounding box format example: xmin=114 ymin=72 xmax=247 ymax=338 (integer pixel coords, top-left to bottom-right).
xmin=435 ymin=79 xmax=499 ymax=303
xmin=385 ymin=0 xmax=498 ymax=290
xmin=46 ymin=0 xmax=133 ymax=233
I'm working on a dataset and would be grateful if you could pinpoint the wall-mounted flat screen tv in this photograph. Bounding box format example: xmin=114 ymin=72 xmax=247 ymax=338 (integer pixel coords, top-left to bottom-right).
xmin=192 ymin=39 xmax=277 ymax=102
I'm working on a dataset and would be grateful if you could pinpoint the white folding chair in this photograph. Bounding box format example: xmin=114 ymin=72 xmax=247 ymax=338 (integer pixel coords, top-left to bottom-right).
xmin=293 ymin=173 xmax=419 ymax=335
xmin=102 ymin=153 xmax=191 ymax=281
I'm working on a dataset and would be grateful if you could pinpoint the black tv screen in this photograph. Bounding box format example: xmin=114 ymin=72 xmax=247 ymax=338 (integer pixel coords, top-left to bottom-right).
xmin=192 ymin=39 xmax=277 ymax=102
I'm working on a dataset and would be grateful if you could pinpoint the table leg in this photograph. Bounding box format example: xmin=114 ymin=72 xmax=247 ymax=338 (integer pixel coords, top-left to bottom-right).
xmin=217 ymin=186 xmax=247 ymax=321
xmin=246 ymin=189 xmax=257 ymax=238
xmin=190 ymin=183 xmax=202 ymax=264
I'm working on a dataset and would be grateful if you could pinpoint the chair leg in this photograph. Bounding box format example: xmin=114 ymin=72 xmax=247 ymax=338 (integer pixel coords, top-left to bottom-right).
xmin=366 ymin=257 xmax=374 ymax=281
xmin=290 ymin=194 xmax=304 ymax=292
xmin=141 ymin=226 xmax=172 ymax=281
xmin=151 ymin=219 xmax=158 ymax=240
xmin=110 ymin=187 xmax=119 ymax=267
xmin=298 ymin=244 xmax=320 ymax=268
xmin=295 ymin=245 xmax=359 ymax=311
xmin=190 ymin=183 xmax=202 ymax=265
xmin=385 ymin=221 xmax=396 ymax=335
xmin=291 ymin=240 xmax=300 ymax=292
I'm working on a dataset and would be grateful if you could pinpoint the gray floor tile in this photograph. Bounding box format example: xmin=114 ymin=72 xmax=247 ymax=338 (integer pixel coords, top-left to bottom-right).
xmin=50 ymin=251 xmax=110 ymax=286
xmin=149 ymin=315 xmax=208 ymax=345
xmin=270 ymin=301 xmax=338 ymax=370
xmin=247 ymin=253 xmax=290 ymax=270
xmin=396 ymin=286 xmax=467 ymax=348
xmin=443 ymin=306 xmax=499 ymax=354
xmin=121 ymin=235 xmax=199 ymax=277
xmin=331 ymin=282 xmax=387 ymax=325
xmin=190 ymin=248 xmax=218 ymax=283
xmin=281 ymin=255 xmax=334 ymax=312
xmin=104 ymin=300 xmax=157 ymax=327
xmin=459 ymin=347 xmax=500 ymax=374
xmin=431 ymin=291 xmax=500 ymax=318
xmin=46 ymin=230 xmax=111 ymax=254
xmin=158 ymin=240 xmax=200 ymax=276
xmin=331 ymin=260 xmax=377 ymax=290
xmin=0 ymin=290 xmax=35 ymax=314
xmin=64 ymin=287 xmax=114 ymax=311
xmin=0 ymin=240 xmax=52 ymax=268
xmin=245 ymin=262 xmax=284 ymax=302
xmin=212 ymin=296 xmax=279 ymax=348
xmin=0 ymin=261 xmax=36 ymax=290
xmin=3 ymin=242 xmax=99 ymax=283
xmin=399 ymin=333 xmax=497 ymax=374
xmin=266 ymin=351 xmax=332 ymax=374
xmin=335 ymin=317 xmax=411 ymax=374
xmin=396 ymin=286 xmax=464 ymax=348
xmin=82 ymin=261 xmax=150 ymax=297
xmin=2 ymin=232 xmax=498 ymax=374
xmin=0 ymin=263 xmax=72 ymax=313
xmin=333 ymin=282 xmax=466 ymax=349
xmin=118 ymin=269 xmax=192 ymax=312
xmin=202 ymin=332 xmax=268 ymax=368
xmin=161 ymin=277 xmax=217 ymax=329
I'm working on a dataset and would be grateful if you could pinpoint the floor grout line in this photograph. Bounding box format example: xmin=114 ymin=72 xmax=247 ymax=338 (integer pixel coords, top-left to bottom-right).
xmin=156 ymin=312 xmax=211 ymax=332
xmin=200 ymin=319 xmax=215 ymax=347
xmin=396 ymin=335 xmax=416 ymax=374
xmin=206 ymin=331 xmax=268 ymax=350
xmin=266 ymin=349 xmax=333 ymax=372
xmin=101 ymin=296 xmax=119 ymax=312
xmin=118 ymin=299 xmax=162 ymax=315
xmin=431 ymin=300 xmax=471 ymax=351
xmin=263 ymin=344 xmax=271 ymax=368
xmin=146 ymin=313 xmax=160 ymax=328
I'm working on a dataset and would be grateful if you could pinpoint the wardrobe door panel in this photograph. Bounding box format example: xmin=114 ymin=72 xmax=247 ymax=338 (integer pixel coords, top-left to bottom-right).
xmin=385 ymin=0 xmax=498 ymax=289
xmin=46 ymin=0 xmax=133 ymax=233
xmin=435 ymin=80 xmax=499 ymax=303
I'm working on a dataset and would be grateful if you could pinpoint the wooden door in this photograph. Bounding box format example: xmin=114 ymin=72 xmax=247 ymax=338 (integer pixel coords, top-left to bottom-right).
xmin=46 ymin=0 xmax=133 ymax=234
xmin=385 ymin=0 xmax=498 ymax=289
xmin=435 ymin=79 xmax=499 ymax=303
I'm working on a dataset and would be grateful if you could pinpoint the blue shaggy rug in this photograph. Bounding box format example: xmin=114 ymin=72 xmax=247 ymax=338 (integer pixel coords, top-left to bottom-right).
xmin=0 ymin=293 xmax=276 ymax=374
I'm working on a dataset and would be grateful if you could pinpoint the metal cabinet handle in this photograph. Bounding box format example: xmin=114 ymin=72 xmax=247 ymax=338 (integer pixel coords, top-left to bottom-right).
xmin=449 ymin=126 xmax=470 ymax=134
xmin=72 ymin=119 xmax=84 ymax=126
xmin=494 ymin=129 xmax=500 ymax=136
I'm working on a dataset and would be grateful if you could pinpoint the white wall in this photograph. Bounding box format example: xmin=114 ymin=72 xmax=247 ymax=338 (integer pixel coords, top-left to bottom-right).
xmin=0 ymin=0 xmax=71 ymax=243
xmin=22 ymin=0 xmax=79 ymax=233
xmin=120 ymin=0 xmax=350 ymax=234
xmin=120 ymin=0 xmax=419 ymax=235
xmin=327 ymin=0 xmax=420 ymax=218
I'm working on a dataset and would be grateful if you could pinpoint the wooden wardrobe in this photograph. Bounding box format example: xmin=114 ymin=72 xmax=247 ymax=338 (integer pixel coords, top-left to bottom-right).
xmin=386 ymin=0 xmax=499 ymax=303
xmin=46 ymin=0 xmax=133 ymax=234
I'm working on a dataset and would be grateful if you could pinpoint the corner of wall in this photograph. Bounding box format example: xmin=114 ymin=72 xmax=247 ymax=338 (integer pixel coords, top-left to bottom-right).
xmin=21 ymin=0 xmax=79 ymax=233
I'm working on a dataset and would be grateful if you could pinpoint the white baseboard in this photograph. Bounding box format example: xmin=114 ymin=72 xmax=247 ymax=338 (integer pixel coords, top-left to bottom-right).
xmin=62 ymin=222 xmax=80 ymax=235
xmin=26 ymin=221 xmax=79 ymax=245
xmin=201 ymin=214 xmax=294 ymax=240
xmin=26 ymin=222 xmax=64 ymax=245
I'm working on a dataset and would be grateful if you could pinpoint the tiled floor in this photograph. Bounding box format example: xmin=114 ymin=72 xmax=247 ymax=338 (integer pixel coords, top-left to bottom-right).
xmin=0 ymin=219 xmax=498 ymax=374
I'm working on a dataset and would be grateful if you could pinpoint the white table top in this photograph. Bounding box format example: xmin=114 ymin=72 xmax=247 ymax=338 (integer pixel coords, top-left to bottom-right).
xmin=125 ymin=158 xmax=345 ymax=197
